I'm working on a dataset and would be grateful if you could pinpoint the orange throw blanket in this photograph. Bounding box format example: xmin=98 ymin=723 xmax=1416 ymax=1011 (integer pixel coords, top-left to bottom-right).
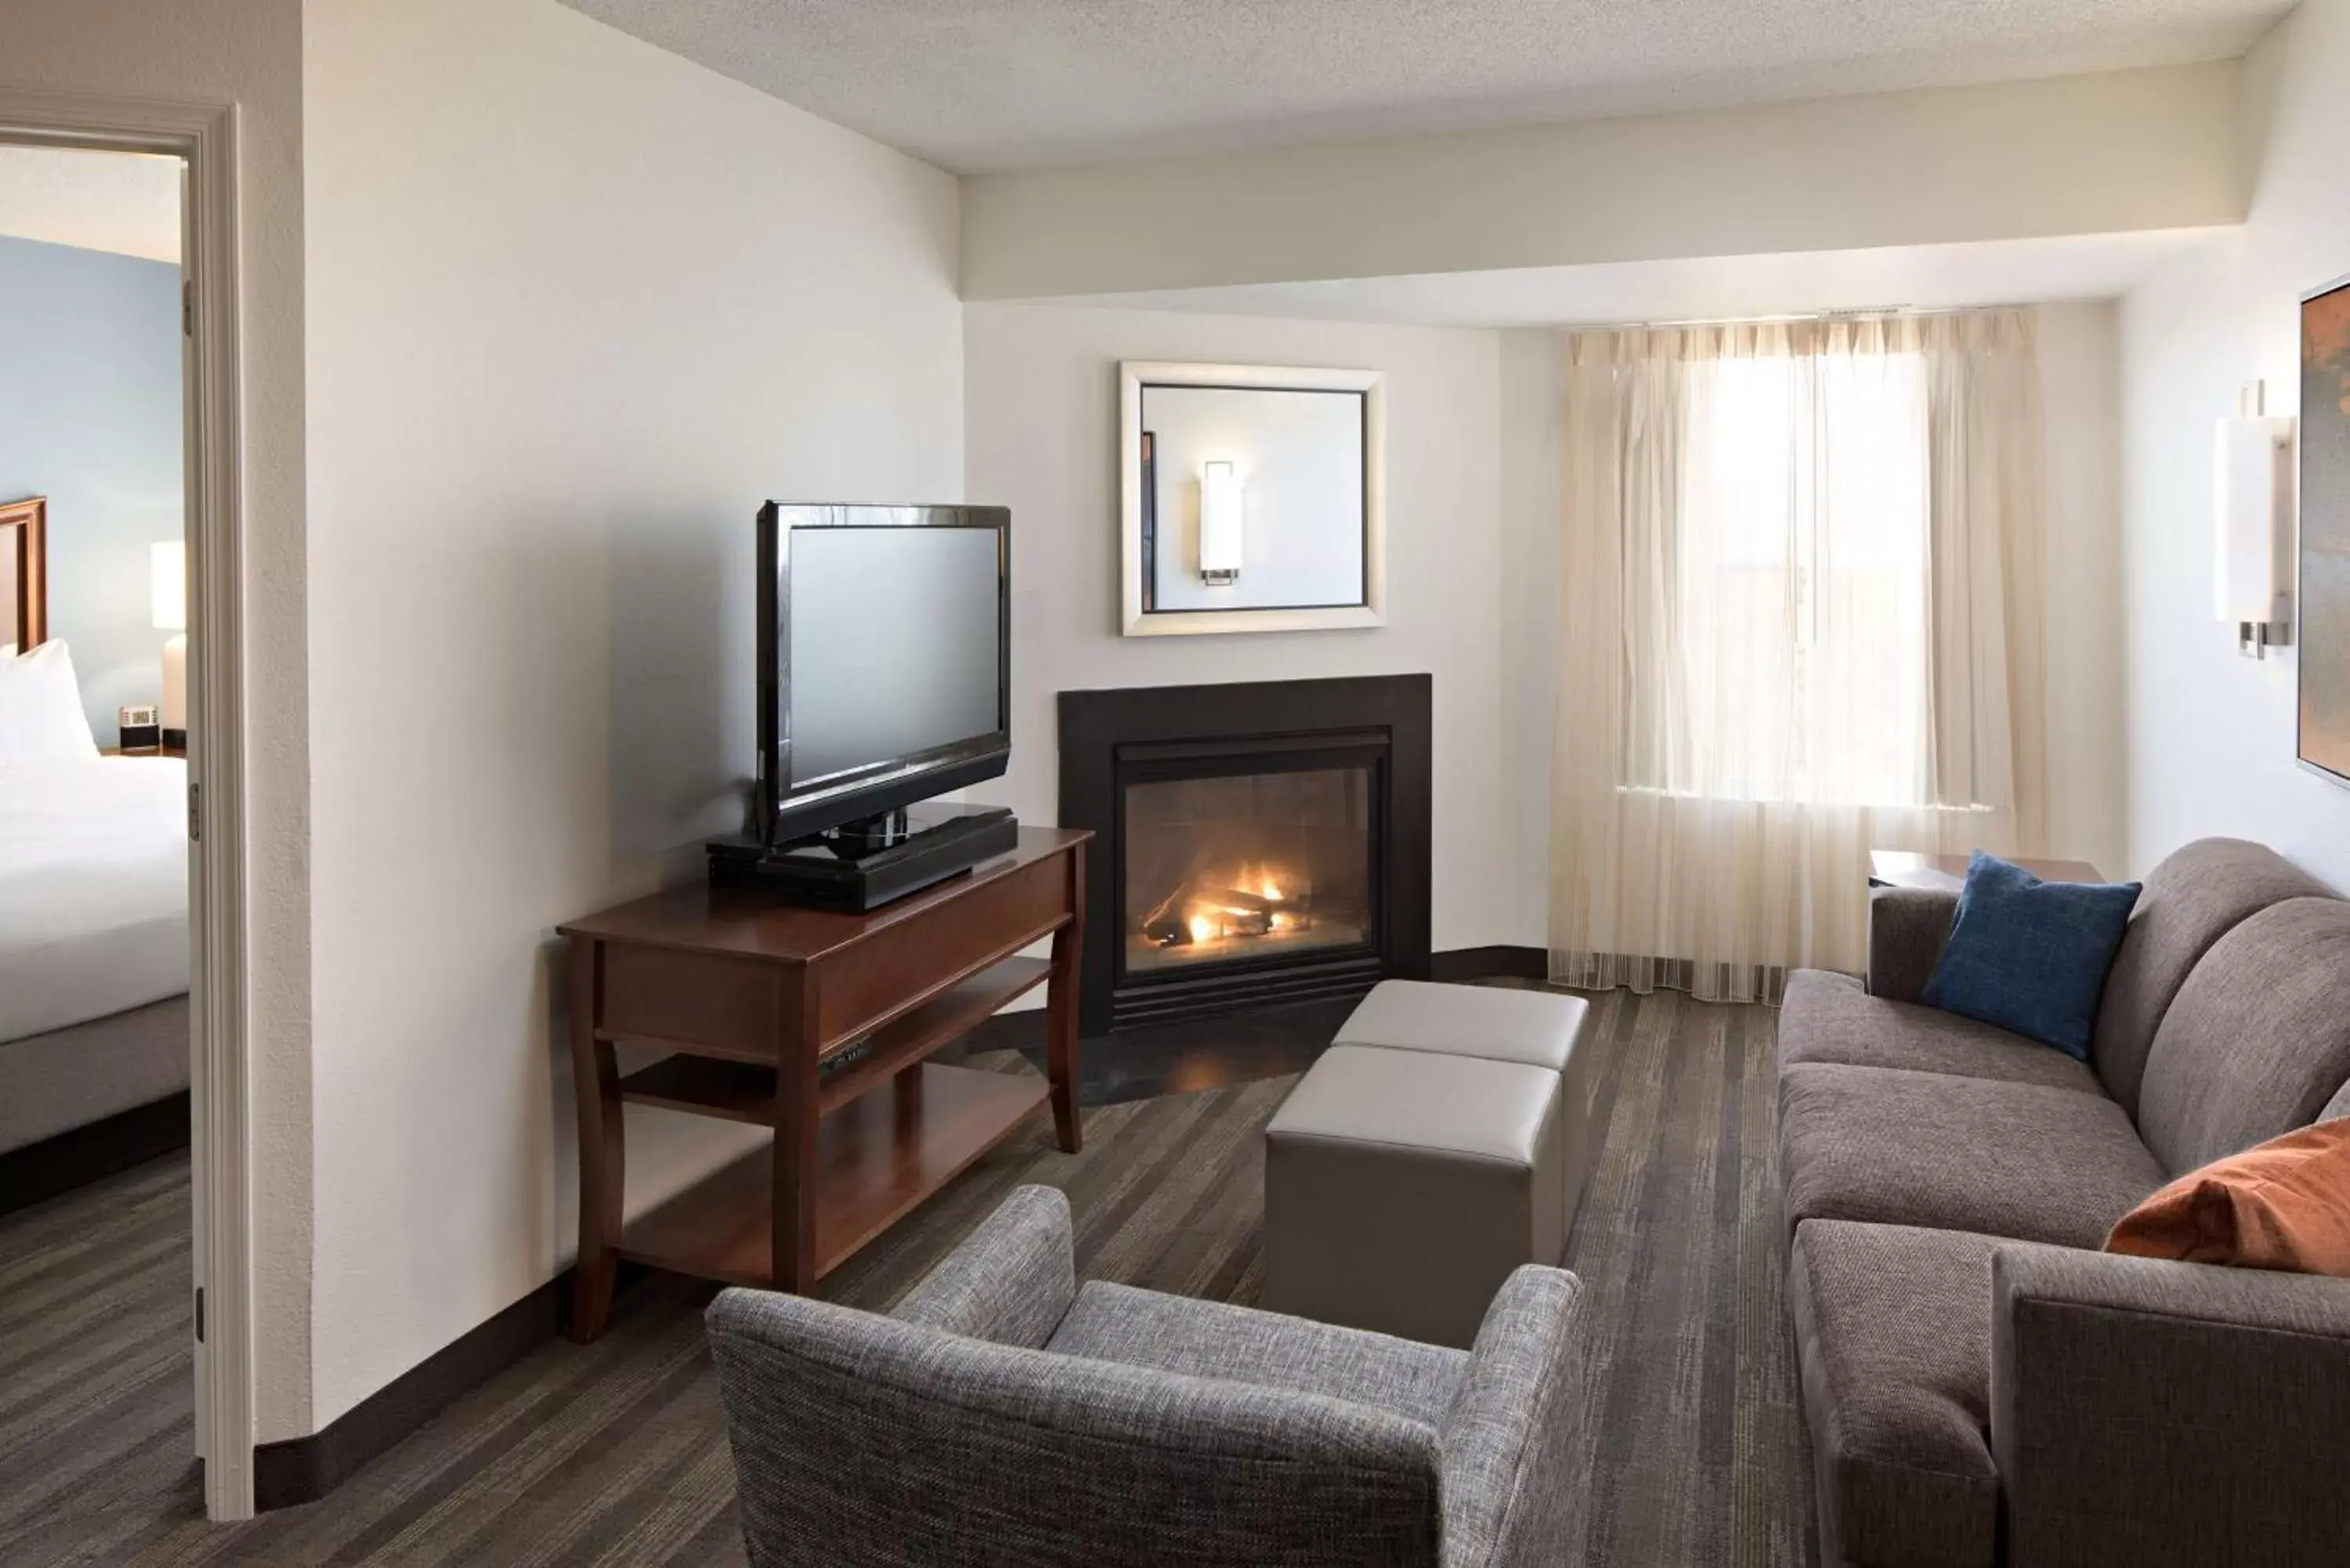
xmin=2106 ymin=1118 xmax=2350 ymax=1276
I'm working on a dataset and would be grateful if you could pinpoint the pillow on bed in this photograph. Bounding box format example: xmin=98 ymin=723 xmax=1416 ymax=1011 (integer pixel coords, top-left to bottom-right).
xmin=0 ymin=639 xmax=101 ymax=761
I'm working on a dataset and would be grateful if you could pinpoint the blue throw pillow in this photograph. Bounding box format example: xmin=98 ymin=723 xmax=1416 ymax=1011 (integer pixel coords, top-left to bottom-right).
xmin=1919 ymin=852 xmax=2142 ymax=1060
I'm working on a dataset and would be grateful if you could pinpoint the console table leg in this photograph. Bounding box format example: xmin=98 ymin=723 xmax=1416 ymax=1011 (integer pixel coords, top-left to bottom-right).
xmin=567 ymin=937 xmax=622 ymax=1342
xmin=773 ymin=1017 xmax=821 ymax=1294
xmin=1046 ymin=856 xmax=1084 ymax=1153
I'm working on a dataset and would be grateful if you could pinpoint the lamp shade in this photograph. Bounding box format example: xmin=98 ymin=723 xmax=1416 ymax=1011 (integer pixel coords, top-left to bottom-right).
xmin=1199 ymin=460 xmax=1242 ymax=584
xmin=2214 ymin=416 xmax=2292 ymax=623
xmin=151 ymin=540 xmax=186 ymax=631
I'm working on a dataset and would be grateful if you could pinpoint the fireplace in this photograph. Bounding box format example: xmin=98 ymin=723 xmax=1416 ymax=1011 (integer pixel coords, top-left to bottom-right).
xmin=1059 ymin=675 xmax=1431 ymax=1035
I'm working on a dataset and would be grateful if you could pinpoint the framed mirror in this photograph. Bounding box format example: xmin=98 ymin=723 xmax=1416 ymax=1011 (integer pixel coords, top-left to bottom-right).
xmin=1119 ymin=361 xmax=1385 ymax=637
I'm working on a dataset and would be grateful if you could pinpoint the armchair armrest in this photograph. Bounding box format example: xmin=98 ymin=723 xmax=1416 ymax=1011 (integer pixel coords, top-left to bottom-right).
xmin=890 ymin=1183 xmax=1075 ymax=1349
xmin=1866 ymin=887 xmax=1957 ymax=1002
xmin=1990 ymin=1245 xmax=2350 ymax=1567
xmin=1440 ymin=1265 xmax=1587 ymax=1568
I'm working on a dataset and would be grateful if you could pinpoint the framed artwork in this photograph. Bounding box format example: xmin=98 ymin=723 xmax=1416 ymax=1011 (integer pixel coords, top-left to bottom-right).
xmin=2302 ymin=276 xmax=2350 ymax=786
xmin=1118 ymin=361 xmax=1385 ymax=638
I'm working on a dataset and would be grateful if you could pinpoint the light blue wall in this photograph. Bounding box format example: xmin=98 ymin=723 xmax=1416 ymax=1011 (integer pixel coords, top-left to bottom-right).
xmin=0 ymin=233 xmax=183 ymax=742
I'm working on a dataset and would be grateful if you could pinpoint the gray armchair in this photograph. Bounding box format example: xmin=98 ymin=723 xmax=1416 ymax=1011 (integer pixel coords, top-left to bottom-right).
xmin=707 ymin=1184 xmax=1587 ymax=1568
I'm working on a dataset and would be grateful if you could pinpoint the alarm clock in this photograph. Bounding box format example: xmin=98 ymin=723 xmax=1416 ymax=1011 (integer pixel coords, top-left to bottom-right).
xmin=118 ymin=703 xmax=161 ymax=751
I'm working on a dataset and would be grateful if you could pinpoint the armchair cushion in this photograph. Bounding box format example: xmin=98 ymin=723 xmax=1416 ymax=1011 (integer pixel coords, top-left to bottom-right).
xmin=1047 ymin=1281 xmax=1469 ymax=1428
xmin=1990 ymin=1244 xmax=2350 ymax=1567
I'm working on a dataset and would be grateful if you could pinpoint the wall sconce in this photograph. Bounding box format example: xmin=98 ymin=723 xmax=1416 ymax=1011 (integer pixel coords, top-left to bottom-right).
xmin=151 ymin=540 xmax=188 ymax=738
xmin=2215 ymin=382 xmax=2294 ymax=659
xmin=1199 ymin=459 xmax=1242 ymax=585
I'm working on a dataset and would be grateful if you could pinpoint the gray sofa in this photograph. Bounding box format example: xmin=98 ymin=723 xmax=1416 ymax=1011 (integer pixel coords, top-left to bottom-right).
xmin=707 ymin=1183 xmax=1588 ymax=1567
xmin=1777 ymin=838 xmax=2350 ymax=1568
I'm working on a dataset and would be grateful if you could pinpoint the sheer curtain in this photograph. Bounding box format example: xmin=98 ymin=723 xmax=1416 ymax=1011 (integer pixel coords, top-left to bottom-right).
xmin=1550 ymin=310 xmax=2048 ymax=1002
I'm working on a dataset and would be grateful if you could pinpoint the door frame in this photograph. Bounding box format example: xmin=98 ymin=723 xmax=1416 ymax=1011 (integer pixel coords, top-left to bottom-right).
xmin=0 ymin=90 xmax=257 ymax=1520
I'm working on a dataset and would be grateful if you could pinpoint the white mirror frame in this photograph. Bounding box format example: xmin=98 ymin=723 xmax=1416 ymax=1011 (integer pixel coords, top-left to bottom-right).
xmin=1119 ymin=360 xmax=1386 ymax=638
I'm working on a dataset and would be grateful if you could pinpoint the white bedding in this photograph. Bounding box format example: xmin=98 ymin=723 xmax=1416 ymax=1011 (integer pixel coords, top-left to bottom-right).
xmin=0 ymin=756 xmax=190 ymax=1042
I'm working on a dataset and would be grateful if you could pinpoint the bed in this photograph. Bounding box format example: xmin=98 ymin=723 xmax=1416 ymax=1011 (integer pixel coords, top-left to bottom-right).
xmin=1 ymin=493 xmax=190 ymax=1187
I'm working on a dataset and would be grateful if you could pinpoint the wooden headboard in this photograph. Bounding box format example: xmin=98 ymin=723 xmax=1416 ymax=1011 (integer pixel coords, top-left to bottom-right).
xmin=1 ymin=495 xmax=45 ymax=652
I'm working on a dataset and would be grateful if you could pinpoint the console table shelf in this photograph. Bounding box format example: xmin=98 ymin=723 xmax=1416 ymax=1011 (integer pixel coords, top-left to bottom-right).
xmin=617 ymin=1063 xmax=1050 ymax=1287
xmin=559 ymin=827 xmax=1088 ymax=1340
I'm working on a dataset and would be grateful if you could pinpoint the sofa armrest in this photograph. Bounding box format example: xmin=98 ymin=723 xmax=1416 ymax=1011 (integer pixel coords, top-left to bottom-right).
xmin=1440 ymin=1266 xmax=1587 ymax=1568
xmin=890 ymin=1183 xmax=1075 ymax=1349
xmin=1990 ymin=1245 xmax=2350 ymax=1567
xmin=1866 ymin=887 xmax=1957 ymax=1002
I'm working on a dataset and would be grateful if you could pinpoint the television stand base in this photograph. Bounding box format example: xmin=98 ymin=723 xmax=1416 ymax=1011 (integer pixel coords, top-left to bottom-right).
xmin=707 ymin=804 xmax=1019 ymax=911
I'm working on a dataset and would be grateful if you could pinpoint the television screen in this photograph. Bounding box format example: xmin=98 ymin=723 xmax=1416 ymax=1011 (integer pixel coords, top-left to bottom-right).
xmin=786 ymin=525 xmax=1003 ymax=785
xmin=758 ymin=503 xmax=1010 ymax=845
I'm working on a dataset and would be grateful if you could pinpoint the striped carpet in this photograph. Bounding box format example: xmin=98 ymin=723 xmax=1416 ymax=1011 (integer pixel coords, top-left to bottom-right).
xmin=0 ymin=988 xmax=1811 ymax=1566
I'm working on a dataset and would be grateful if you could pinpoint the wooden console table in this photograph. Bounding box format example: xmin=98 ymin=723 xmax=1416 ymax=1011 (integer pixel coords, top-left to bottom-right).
xmin=559 ymin=826 xmax=1089 ymax=1342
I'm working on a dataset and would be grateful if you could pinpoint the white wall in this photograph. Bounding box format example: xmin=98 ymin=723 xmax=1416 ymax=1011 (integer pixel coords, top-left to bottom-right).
xmin=964 ymin=64 xmax=2243 ymax=300
xmin=302 ymin=0 xmax=963 ymax=1429
xmin=2120 ymin=0 xmax=2350 ymax=891
xmin=961 ymin=303 xmax=1525 ymax=952
xmin=2036 ymin=301 xmax=2130 ymax=876
xmin=5 ymin=0 xmax=314 ymax=1443
xmin=1492 ymin=302 xmax=2131 ymax=917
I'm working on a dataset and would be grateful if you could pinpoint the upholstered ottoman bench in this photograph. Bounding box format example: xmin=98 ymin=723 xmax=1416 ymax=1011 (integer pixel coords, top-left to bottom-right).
xmin=1262 ymin=981 xmax=1596 ymax=1349
xmin=1332 ymin=979 xmax=1599 ymax=1228
xmin=1264 ymin=1042 xmax=1564 ymax=1348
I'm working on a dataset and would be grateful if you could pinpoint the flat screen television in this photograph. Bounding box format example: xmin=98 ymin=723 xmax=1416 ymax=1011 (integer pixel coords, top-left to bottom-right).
xmin=755 ymin=502 xmax=1010 ymax=848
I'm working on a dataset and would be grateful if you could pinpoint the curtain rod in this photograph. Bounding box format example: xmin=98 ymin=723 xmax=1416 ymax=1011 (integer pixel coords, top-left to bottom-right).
xmin=1559 ymin=302 xmax=2030 ymax=332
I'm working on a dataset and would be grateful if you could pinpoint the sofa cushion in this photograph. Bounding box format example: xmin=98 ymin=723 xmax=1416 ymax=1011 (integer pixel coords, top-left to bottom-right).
xmin=1779 ymin=1064 xmax=2166 ymax=1247
xmin=2092 ymin=839 xmax=2336 ymax=1118
xmin=1046 ymin=1281 xmax=1470 ymax=1429
xmin=2135 ymin=898 xmax=2350 ymax=1176
xmin=1790 ymin=1220 xmax=2004 ymax=1568
xmin=1779 ymin=970 xmax=2106 ymax=1095
xmin=1921 ymin=853 xmax=2141 ymax=1060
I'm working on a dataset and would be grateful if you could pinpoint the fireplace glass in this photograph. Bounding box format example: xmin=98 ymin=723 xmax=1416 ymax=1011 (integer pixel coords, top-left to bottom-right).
xmin=1122 ymin=766 xmax=1375 ymax=975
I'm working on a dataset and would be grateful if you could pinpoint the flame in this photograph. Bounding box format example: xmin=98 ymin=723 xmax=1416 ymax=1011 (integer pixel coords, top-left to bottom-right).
xmin=1187 ymin=913 xmax=1217 ymax=944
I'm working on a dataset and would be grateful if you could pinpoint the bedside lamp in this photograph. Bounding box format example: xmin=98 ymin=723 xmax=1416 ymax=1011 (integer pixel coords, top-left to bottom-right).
xmin=152 ymin=540 xmax=186 ymax=740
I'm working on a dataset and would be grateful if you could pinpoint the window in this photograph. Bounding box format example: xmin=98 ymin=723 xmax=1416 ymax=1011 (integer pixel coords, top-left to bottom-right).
xmin=1621 ymin=341 xmax=1959 ymax=811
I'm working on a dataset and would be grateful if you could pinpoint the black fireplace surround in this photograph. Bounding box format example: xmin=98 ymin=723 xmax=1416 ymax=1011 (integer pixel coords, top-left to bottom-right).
xmin=1058 ymin=674 xmax=1432 ymax=1035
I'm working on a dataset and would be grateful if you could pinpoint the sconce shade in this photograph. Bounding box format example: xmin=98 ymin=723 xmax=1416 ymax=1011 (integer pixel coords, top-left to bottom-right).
xmin=151 ymin=540 xmax=186 ymax=631
xmin=1199 ymin=460 xmax=1242 ymax=584
xmin=2214 ymin=416 xmax=2292 ymax=623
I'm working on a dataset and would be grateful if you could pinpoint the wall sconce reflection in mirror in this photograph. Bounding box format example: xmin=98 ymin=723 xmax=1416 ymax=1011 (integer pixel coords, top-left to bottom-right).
xmin=1199 ymin=460 xmax=1242 ymax=584
xmin=1119 ymin=360 xmax=1385 ymax=638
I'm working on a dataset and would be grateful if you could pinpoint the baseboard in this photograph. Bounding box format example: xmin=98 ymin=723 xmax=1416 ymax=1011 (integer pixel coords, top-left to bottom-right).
xmin=1429 ymin=945 xmax=1548 ymax=982
xmin=0 ymin=1091 xmax=191 ymax=1218
xmin=253 ymin=1273 xmax=566 ymax=1511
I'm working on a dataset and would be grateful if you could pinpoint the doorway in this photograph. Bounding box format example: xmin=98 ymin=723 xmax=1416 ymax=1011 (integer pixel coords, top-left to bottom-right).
xmin=0 ymin=95 xmax=255 ymax=1523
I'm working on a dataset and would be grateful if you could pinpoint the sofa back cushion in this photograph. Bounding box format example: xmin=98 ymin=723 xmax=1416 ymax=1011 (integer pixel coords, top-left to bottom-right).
xmin=2092 ymin=840 xmax=2335 ymax=1117
xmin=2135 ymin=898 xmax=2350 ymax=1176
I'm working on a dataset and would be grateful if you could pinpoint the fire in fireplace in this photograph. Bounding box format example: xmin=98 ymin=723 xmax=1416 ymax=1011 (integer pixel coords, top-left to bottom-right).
xmin=1124 ymin=768 xmax=1374 ymax=974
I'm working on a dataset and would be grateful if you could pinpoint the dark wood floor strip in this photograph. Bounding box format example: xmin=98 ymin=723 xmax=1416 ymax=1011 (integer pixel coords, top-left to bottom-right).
xmin=2 ymin=990 xmax=1812 ymax=1567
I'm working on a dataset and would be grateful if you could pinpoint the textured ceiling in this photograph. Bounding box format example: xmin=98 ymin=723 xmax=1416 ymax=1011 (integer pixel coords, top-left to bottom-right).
xmin=0 ymin=146 xmax=180 ymax=263
xmin=559 ymin=0 xmax=2285 ymax=172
